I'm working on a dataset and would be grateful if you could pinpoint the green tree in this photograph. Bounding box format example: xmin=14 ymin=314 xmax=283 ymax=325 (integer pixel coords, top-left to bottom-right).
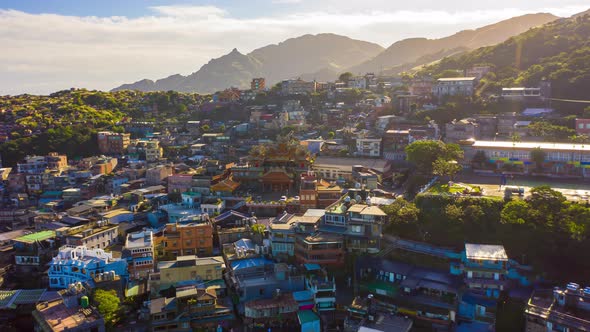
xmin=200 ymin=124 xmax=210 ymax=132
xmin=529 ymin=148 xmax=546 ymax=170
xmin=338 ymin=72 xmax=353 ymax=82
xmin=327 ymin=131 xmax=335 ymax=139
xmin=501 ymin=200 xmax=530 ymax=225
xmin=382 ymin=198 xmax=419 ymax=225
xmin=432 ymin=158 xmax=462 ymax=180
xmin=405 ymin=140 xmax=463 ymax=174
xmin=94 ymin=289 xmax=120 ymax=328
xmin=251 ymin=223 xmax=266 ymax=235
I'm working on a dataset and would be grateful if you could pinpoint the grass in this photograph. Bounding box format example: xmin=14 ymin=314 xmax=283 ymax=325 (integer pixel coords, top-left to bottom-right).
xmin=428 ymin=182 xmax=482 ymax=195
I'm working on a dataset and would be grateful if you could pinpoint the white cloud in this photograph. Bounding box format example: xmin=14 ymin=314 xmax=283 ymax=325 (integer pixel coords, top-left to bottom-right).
xmin=0 ymin=3 xmax=587 ymax=94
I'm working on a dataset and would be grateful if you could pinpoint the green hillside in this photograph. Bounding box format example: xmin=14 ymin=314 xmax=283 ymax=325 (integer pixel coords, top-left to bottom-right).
xmin=420 ymin=12 xmax=590 ymax=100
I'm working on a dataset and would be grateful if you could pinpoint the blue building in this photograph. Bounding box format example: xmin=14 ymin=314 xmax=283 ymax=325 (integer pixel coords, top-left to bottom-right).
xmin=461 ymin=243 xmax=508 ymax=298
xmin=48 ymin=245 xmax=128 ymax=289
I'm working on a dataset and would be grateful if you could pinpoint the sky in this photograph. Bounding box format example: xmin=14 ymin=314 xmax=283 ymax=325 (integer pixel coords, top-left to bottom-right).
xmin=0 ymin=0 xmax=588 ymax=95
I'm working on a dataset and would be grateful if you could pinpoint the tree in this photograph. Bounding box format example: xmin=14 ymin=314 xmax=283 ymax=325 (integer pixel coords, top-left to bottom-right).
xmin=251 ymin=223 xmax=266 ymax=235
xmin=327 ymin=131 xmax=335 ymax=139
xmin=500 ymin=200 xmax=530 ymax=225
xmin=94 ymin=289 xmax=120 ymax=328
xmin=472 ymin=150 xmax=488 ymax=168
xmin=529 ymin=147 xmax=546 ymax=170
xmin=405 ymin=140 xmax=463 ymax=174
xmin=338 ymin=72 xmax=353 ymax=82
xmin=200 ymin=124 xmax=210 ymax=132
xmin=382 ymin=198 xmax=419 ymax=225
xmin=432 ymin=158 xmax=462 ymax=180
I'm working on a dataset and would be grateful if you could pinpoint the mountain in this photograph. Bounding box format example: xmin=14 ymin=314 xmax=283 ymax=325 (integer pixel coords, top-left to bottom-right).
xmin=420 ymin=9 xmax=590 ymax=100
xmin=113 ymin=34 xmax=384 ymax=93
xmin=347 ymin=13 xmax=559 ymax=75
xmin=250 ymin=33 xmax=384 ymax=83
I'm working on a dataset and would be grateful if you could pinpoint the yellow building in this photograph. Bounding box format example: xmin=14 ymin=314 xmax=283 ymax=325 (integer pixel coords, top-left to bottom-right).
xmin=149 ymin=255 xmax=225 ymax=294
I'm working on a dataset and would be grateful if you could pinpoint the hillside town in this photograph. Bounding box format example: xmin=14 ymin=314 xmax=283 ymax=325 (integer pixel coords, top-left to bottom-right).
xmin=1 ymin=56 xmax=590 ymax=332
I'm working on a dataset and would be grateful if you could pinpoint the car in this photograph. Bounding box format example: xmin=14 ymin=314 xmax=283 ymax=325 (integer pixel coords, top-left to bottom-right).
xmin=279 ymin=196 xmax=287 ymax=201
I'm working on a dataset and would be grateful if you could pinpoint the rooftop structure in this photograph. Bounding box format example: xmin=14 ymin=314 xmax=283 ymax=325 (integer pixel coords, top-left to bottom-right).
xmin=464 ymin=243 xmax=508 ymax=261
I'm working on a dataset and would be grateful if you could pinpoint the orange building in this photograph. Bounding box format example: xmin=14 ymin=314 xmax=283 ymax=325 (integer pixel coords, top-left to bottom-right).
xmin=155 ymin=221 xmax=214 ymax=258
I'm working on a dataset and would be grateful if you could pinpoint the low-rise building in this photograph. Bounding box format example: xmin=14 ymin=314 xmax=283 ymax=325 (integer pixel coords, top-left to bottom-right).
xmin=461 ymin=243 xmax=508 ymax=298
xmin=295 ymin=232 xmax=345 ymax=266
xmin=48 ymin=245 xmax=128 ymax=289
xmin=60 ymin=222 xmax=119 ymax=250
xmin=525 ymin=283 xmax=590 ymax=331
xmin=445 ymin=118 xmax=479 ymax=142
xmin=149 ymin=255 xmax=225 ymax=294
xmin=97 ymin=131 xmax=131 ymax=155
xmin=269 ymin=213 xmax=320 ymax=258
xmin=356 ymin=138 xmax=382 ymax=157
xmin=33 ymin=291 xmax=105 ymax=332
xmin=432 ymin=77 xmax=477 ymax=98
xmin=155 ymin=221 xmax=214 ymax=258
xmin=124 ymin=230 xmax=155 ymax=279
xmin=146 ymin=165 xmax=174 ymax=186
xmin=281 ymin=79 xmax=316 ymax=95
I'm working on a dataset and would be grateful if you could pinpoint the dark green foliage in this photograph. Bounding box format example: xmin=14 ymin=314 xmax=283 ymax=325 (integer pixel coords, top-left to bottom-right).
xmin=420 ymin=14 xmax=590 ymax=100
xmin=387 ymin=185 xmax=590 ymax=283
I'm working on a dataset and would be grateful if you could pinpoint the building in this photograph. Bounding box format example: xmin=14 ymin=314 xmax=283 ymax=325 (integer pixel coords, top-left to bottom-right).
xmin=17 ymin=155 xmax=47 ymax=174
xmin=313 ymin=157 xmax=390 ymax=182
xmin=461 ymin=243 xmax=508 ymax=298
xmin=97 ymin=131 xmax=131 ymax=155
xmin=575 ymin=118 xmax=590 ymax=136
xmin=409 ymin=77 xmax=434 ymax=97
xmin=33 ymin=291 xmax=105 ymax=332
xmin=465 ymin=66 xmax=492 ymax=80
xmin=167 ymin=174 xmax=194 ymax=194
xmin=295 ymin=232 xmax=345 ymax=266
xmin=48 ymin=245 xmax=128 ymax=289
xmin=524 ymin=283 xmax=590 ymax=331
xmin=45 ymin=152 xmax=68 ymax=171
xmin=251 ymin=77 xmax=266 ymax=92
xmin=155 ymin=221 xmax=214 ymax=258
xmin=462 ymin=140 xmax=590 ymax=177
xmin=61 ymin=222 xmax=119 ymax=250
xmin=149 ymin=286 xmax=233 ymax=331
xmin=149 ymin=256 xmax=225 ymax=294
xmin=348 ymin=76 xmax=367 ymax=89
xmin=357 ymin=257 xmax=460 ymax=328
xmin=356 ymin=138 xmax=382 ymax=157
xmin=127 ymin=139 xmax=163 ymax=161
xmin=445 ymin=118 xmax=480 ymax=142
xmin=432 ymin=77 xmax=477 ymax=98
xmin=501 ymin=87 xmax=541 ymax=100
xmin=282 ymin=79 xmax=316 ymax=95
xmin=12 ymin=230 xmax=57 ymax=274
xmin=124 ymin=230 xmax=155 ymax=279
xmin=345 ymin=204 xmax=386 ymax=253
xmin=146 ymin=165 xmax=173 ymax=186
xmin=269 ymin=213 xmax=321 ymax=258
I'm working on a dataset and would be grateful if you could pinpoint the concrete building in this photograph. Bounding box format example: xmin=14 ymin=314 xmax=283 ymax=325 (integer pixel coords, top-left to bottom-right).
xmin=445 ymin=118 xmax=479 ymax=142
xmin=356 ymin=138 xmax=382 ymax=157
xmin=575 ymin=118 xmax=590 ymax=136
xmin=281 ymin=79 xmax=316 ymax=95
xmin=127 ymin=139 xmax=163 ymax=161
xmin=124 ymin=230 xmax=155 ymax=279
xmin=432 ymin=77 xmax=477 ymax=98
xmin=146 ymin=165 xmax=173 ymax=186
xmin=155 ymin=221 xmax=214 ymax=258
xmin=60 ymin=222 xmax=119 ymax=250
xmin=149 ymin=256 xmax=225 ymax=294
xmin=313 ymin=157 xmax=390 ymax=182
xmin=48 ymin=245 xmax=128 ymax=289
xmin=462 ymin=140 xmax=590 ymax=177
xmin=33 ymin=292 xmax=105 ymax=332
xmin=269 ymin=212 xmax=321 ymax=258
xmin=525 ymin=283 xmax=590 ymax=331
xmin=461 ymin=244 xmax=508 ymax=298
xmin=97 ymin=131 xmax=131 ymax=155
xmin=251 ymin=77 xmax=265 ymax=92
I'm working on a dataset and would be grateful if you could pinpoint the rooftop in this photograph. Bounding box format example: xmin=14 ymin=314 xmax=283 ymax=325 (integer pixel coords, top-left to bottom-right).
xmin=34 ymin=299 xmax=103 ymax=331
xmin=14 ymin=230 xmax=56 ymax=244
xmin=437 ymin=77 xmax=477 ymax=82
xmin=465 ymin=243 xmax=508 ymax=261
xmin=470 ymin=140 xmax=590 ymax=152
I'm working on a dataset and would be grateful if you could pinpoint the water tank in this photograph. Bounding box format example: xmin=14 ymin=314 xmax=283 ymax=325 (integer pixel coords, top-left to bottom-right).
xmin=80 ymin=296 xmax=89 ymax=308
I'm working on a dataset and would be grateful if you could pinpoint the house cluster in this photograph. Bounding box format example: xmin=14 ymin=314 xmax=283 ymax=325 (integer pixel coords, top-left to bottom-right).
xmin=0 ymin=68 xmax=586 ymax=331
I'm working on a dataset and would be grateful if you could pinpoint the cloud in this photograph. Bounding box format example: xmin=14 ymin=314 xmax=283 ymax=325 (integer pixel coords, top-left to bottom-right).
xmin=0 ymin=3 xmax=587 ymax=94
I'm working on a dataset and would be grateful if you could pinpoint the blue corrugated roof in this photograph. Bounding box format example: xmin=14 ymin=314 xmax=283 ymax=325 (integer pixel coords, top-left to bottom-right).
xmin=230 ymin=258 xmax=272 ymax=270
xmin=304 ymin=263 xmax=321 ymax=271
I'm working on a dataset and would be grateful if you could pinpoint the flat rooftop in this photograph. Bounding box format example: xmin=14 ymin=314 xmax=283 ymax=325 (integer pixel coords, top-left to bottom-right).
xmin=14 ymin=230 xmax=56 ymax=244
xmin=471 ymin=140 xmax=590 ymax=152
xmin=465 ymin=243 xmax=508 ymax=261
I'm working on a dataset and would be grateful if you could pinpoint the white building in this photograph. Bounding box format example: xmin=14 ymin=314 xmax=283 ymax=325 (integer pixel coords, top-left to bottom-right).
xmin=356 ymin=138 xmax=382 ymax=157
xmin=432 ymin=77 xmax=477 ymax=98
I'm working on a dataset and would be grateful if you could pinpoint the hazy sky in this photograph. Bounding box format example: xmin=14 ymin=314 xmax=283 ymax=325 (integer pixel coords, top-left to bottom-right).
xmin=0 ymin=0 xmax=588 ymax=95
